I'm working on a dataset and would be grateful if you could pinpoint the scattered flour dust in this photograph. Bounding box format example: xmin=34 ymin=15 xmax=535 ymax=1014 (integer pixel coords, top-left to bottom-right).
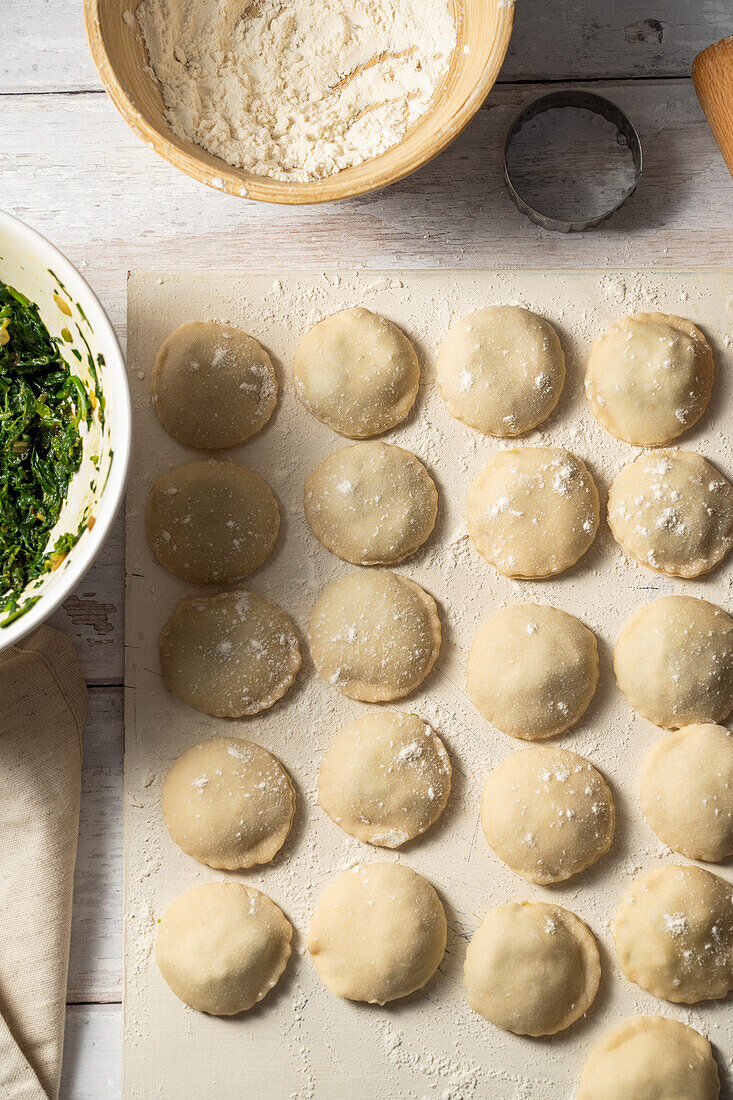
xmin=135 ymin=0 xmax=457 ymax=181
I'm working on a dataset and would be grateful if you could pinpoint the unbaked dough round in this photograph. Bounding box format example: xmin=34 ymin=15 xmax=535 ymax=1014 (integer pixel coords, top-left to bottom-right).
xmin=317 ymin=711 xmax=451 ymax=847
xmin=613 ymin=864 xmax=733 ymax=1003
xmin=162 ymin=738 xmax=296 ymax=869
xmin=480 ymin=746 xmax=615 ymax=884
xmin=640 ymin=724 xmax=733 ymax=862
xmin=466 ymin=447 xmax=599 ymax=578
xmin=159 ymin=590 xmax=301 ymax=717
xmin=614 ymin=595 xmax=733 ymax=729
xmin=146 ymin=460 xmax=279 ymax=584
xmin=307 ymin=863 xmax=446 ymax=1003
xmin=463 ymin=901 xmax=600 ymax=1036
xmin=156 ymin=882 xmax=292 ymax=1015
xmin=608 ymin=450 xmax=733 ymax=578
xmin=466 ymin=604 xmax=598 ymax=741
xmin=308 ymin=571 xmax=441 ymax=702
xmin=437 ymin=306 xmax=565 ymax=437
xmin=577 ymin=1017 xmax=720 ymax=1100
xmin=152 ymin=321 xmax=277 ymax=449
xmin=304 ymin=442 xmax=437 ymax=565
xmin=586 ymin=312 xmax=714 ymax=446
xmin=293 ymin=307 xmax=420 ymax=438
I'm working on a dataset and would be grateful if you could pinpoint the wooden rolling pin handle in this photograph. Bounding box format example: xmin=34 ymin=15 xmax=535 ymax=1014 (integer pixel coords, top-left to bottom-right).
xmin=693 ymin=36 xmax=733 ymax=180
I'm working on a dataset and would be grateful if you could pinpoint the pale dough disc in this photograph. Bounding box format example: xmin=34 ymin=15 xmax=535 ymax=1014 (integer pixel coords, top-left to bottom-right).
xmin=480 ymin=746 xmax=615 ymax=884
xmin=293 ymin=307 xmax=420 ymax=438
xmin=304 ymin=442 xmax=437 ymax=565
xmin=585 ymin=312 xmax=714 ymax=446
xmin=155 ymin=882 xmax=292 ymax=1015
xmin=146 ymin=460 xmax=279 ymax=584
xmin=463 ymin=901 xmax=600 ymax=1036
xmin=614 ymin=595 xmax=733 ymax=729
xmin=577 ymin=1017 xmax=720 ymax=1100
xmin=307 ymin=863 xmax=447 ymax=1003
xmin=466 ymin=447 xmax=599 ymax=578
xmin=466 ymin=604 xmax=598 ymax=741
xmin=317 ymin=711 xmax=451 ymax=848
xmin=308 ymin=570 xmax=441 ymax=702
xmin=152 ymin=321 xmax=277 ymax=449
xmin=613 ymin=864 xmax=733 ymax=1003
xmin=162 ymin=738 xmax=296 ymax=869
xmin=437 ymin=306 xmax=565 ymax=437
xmin=159 ymin=590 xmax=301 ymax=717
xmin=608 ymin=450 xmax=733 ymax=578
xmin=640 ymin=724 xmax=733 ymax=862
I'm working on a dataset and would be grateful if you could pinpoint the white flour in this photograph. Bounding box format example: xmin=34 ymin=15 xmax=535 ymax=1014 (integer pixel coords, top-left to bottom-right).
xmin=136 ymin=0 xmax=456 ymax=181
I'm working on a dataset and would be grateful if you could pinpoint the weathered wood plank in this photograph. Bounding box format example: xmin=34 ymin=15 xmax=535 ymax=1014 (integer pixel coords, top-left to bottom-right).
xmin=60 ymin=1004 xmax=121 ymax=1099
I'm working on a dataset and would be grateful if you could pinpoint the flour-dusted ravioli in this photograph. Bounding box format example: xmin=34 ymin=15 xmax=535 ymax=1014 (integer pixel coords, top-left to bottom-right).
xmin=437 ymin=306 xmax=565 ymax=437
xmin=152 ymin=321 xmax=277 ymax=449
xmin=146 ymin=460 xmax=279 ymax=584
xmin=293 ymin=308 xmax=419 ymax=438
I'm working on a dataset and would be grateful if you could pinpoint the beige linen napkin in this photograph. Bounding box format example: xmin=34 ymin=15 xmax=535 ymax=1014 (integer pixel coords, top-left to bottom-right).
xmin=0 ymin=626 xmax=87 ymax=1100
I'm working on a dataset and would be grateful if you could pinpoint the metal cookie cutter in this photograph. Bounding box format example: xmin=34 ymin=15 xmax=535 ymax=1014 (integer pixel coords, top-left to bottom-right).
xmin=503 ymin=90 xmax=643 ymax=233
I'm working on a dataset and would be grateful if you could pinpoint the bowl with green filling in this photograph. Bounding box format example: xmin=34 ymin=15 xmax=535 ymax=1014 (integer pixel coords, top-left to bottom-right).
xmin=0 ymin=210 xmax=130 ymax=650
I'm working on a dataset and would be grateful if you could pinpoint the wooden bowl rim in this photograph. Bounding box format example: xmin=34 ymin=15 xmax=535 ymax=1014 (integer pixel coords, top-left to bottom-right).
xmin=83 ymin=0 xmax=514 ymax=205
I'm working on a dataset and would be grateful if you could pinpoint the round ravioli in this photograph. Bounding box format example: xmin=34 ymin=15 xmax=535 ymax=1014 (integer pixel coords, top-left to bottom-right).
xmin=293 ymin=308 xmax=419 ymax=438
xmin=467 ymin=604 xmax=598 ymax=740
xmin=608 ymin=450 xmax=733 ymax=578
xmin=480 ymin=746 xmax=615 ymax=884
xmin=146 ymin=460 xmax=279 ymax=584
xmin=308 ymin=571 xmax=441 ymax=702
xmin=586 ymin=312 xmax=714 ymax=446
xmin=614 ymin=596 xmax=733 ymax=729
xmin=162 ymin=738 xmax=296 ymax=869
xmin=307 ymin=863 xmax=446 ymax=1004
xmin=464 ymin=901 xmax=600 ymax=1036
xmin=467 ymin=447 xmax=599 ymax=578
xmin=318 ymin=711 xmax=451 ymax=847
xmin=159 ymin=590 xmax=301 ymax=717
xmin=613 ymin=864 xmax=733 ymax=1003
xmin=437 ymin=305 xmax=565 ymax=437
xmin=305 ymin=442 xmax=437 ymax=565
xmin=640 ymin=724 xmax=733 ymax=861
xmin=577 ymin=1017 xmax=720 ymax=1100
xmin=152 ymin=321 xmax=277 ymax=449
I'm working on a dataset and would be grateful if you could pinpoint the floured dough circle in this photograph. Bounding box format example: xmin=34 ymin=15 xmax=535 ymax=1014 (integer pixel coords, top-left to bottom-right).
xmin=437 ymin=306 xmax=565 ymax=437
xmin=464 ymin=901 xmax=600 ymax=1036
xmin=309 ymin=570 xmax=441 ymax=702
xmin=307 ymin=863 xmax=447 ymax=1003
xmin=152 ymin=321 xmax=277 ymax=449
xmin=305 ymin=443 xmax=437 ymax=565
xmin=586 ymin=312 xmax=714 ymax=446
xmin=467 ymin=604 xmax=598 ymax=740
xmin=480 ymin=746 xmax=615 ymax=884
xmin=146 ymin=460 xmax=279 ymax=584
xmin=159 ymin=590 xmax=301 ymax=717
xmin=156 ymin=882 xmax=292 ymax=1015
xmin=577 ymin=1017 xmax=720 ymax=1100
xmin=162 ymin=738 xmax=296 ymax=869
xmin=613 ymin=864 xmax=733 ymax=1003
xmin=293 ymin=307 xmax=420 ymax=438
xmin=608 ymin=450 xmax=733 ymax=577
xmin=317 ymin=711 xmax=451 ymax=847
xmin=640 ymin=724 xmax=733 ymax=862
xmin=466 ymin=447 xmax=599 ymax=578
xmin=614 ymin=596 xmax=733 ymax=728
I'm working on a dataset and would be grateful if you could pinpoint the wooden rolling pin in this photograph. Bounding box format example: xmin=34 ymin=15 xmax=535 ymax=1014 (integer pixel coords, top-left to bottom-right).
xmin=693 ymin=36 xmax=733 ymax=179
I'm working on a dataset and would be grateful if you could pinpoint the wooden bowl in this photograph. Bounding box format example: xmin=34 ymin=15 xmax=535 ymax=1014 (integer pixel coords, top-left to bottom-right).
xmin=84 ymin=0 xmax=514 ymax=204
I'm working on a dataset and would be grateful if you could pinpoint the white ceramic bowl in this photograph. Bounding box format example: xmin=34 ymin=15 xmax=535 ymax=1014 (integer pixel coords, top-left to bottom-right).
xmin=0 ymin=210 xmax=130 ymax=651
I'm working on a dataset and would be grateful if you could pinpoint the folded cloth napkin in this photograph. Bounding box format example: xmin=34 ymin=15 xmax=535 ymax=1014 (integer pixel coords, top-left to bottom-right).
xmin=0 ymin=627 xmax=87 ymax=1099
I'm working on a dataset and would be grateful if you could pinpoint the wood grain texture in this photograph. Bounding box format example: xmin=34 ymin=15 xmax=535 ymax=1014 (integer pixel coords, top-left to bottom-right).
xmin=693 ymin=36 xmax=733 ymax=179
xmin=61 ymin=1005 xmax=121 ymax=1098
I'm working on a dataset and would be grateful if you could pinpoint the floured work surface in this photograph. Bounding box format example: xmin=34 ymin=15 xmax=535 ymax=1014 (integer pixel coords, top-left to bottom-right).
xmin=125 ymin=271 xmax=733 ymax=1098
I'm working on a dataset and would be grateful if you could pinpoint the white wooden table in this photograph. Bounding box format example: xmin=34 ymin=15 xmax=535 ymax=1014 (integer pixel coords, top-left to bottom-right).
xmin=4 ymin=2 xmax=733 ymax=1095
